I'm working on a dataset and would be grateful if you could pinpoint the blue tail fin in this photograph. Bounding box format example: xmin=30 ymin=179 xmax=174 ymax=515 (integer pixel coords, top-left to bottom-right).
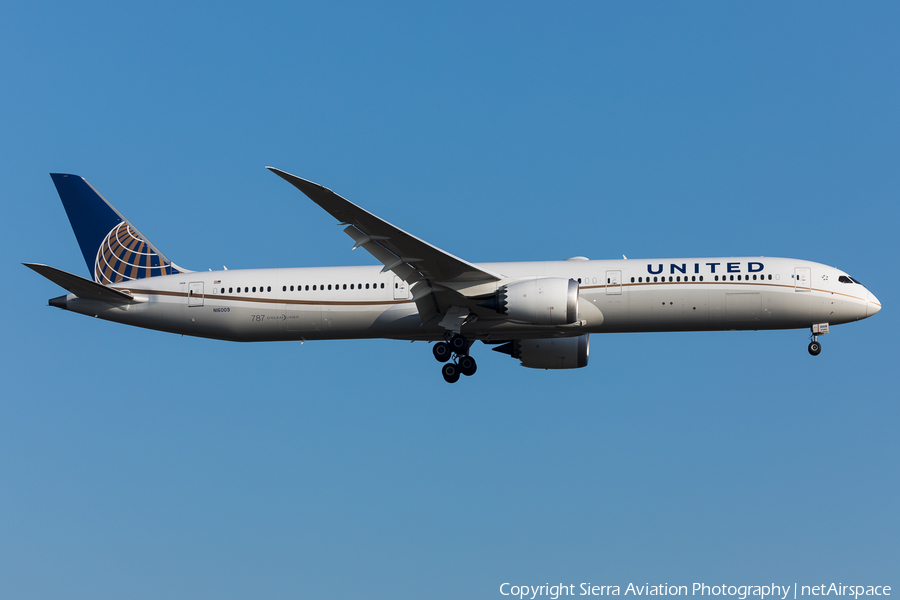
xmin=50 ymin=173 xmax=185 ymax=284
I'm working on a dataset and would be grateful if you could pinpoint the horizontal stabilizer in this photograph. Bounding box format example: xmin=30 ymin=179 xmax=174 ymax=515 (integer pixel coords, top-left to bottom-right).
xmin=23 ymin=263 xmax=134 ymax=303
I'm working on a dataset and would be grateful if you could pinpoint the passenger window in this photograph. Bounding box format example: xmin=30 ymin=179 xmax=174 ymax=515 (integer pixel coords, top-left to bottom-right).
xmin=630 ymin=277 xmax=635 ymax=283
xmin=653 ymin=277 xmax=658 ymax=282
xmin=244 ymin=287 xmax=249 ymax=293
xmin=366 ymin=283 xmax=370 ymax=289
xmin=328 ymin=285 xmax=332 ymax=290
xmin=380 ymin=283 xmax=384 ymax=288
xmin=699 ymin=276 xmax=703 ymax=281
xmin=350 ymin=284 xmax=354 ymax=289
xmin=715 ymin=276 xmax=719 ymax=281
xmin=229 ymin=287 xmax=233 ymax=293
xmin=578 ymin=278 xmax=582 ymax=283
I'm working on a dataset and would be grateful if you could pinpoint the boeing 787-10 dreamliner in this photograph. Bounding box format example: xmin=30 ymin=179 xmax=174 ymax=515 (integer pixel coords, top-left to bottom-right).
xmin=26 ymin=168 xmax=882 ymax=383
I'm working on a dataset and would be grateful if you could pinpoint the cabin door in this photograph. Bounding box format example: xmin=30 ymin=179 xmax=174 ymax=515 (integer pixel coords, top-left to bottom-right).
xmin=605 ymin=270 xmax=622 ymax=295
xmin=393 ymin=276 xmax=408 ymax=300
xmin=794 ymin=268 xmax=811 ymax=292
xmin=188 ymin=282 xmax=204 ymax=306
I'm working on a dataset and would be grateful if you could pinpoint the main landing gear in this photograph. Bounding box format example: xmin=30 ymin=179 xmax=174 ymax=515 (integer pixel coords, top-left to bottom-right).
xmin=433 ymin=334 xmax=477 ymax=383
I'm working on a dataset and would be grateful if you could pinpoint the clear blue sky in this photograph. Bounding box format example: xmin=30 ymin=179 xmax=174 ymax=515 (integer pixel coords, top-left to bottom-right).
xmin=1 ymin=2 xmax=898 ymax=598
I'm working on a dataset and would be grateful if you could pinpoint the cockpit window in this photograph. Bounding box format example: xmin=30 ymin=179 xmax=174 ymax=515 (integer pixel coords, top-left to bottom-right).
xmin=839 ymin=275 xmax=862 ymax=285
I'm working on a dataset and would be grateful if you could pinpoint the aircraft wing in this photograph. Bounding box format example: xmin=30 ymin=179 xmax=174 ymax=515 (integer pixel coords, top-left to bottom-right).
xmin=24 ymin=263 xmax=135 ymax=303
xmin=268 ymin=167 xmax=503 ymax=325
xmin=267 ymin=168 xmax=501 ymax=284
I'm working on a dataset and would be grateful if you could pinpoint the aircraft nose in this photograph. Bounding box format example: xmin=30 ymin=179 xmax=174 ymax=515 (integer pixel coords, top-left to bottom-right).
xmin=867 ymin=290 xmax=881 ymax=317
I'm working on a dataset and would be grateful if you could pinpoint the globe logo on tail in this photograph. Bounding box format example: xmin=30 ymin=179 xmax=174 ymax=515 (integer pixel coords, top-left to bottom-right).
xmin=94 ymin=221 xmax=180 ymax=284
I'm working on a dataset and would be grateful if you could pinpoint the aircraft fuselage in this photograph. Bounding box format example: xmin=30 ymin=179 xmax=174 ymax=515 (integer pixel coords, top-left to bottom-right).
xmin=51 ymin=256 xmax=878 ymax=343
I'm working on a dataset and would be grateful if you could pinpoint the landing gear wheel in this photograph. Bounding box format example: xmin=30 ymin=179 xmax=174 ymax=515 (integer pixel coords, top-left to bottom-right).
xmin=449 ymin=334 xmax=469 ymax=355
xmin=442 ymin=362 xmax=461 ymax=383
xmin=808 ymin=341 xmax=822 ymax=356
xmin=459 ymin=355 xmax=477 ymax=376
xmin=433 ymin=342 xmax=452 ymax=363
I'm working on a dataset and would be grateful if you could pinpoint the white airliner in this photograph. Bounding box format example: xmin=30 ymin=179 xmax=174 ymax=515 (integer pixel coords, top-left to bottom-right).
xmin=26 ymin=168 xmax=881 ymax=383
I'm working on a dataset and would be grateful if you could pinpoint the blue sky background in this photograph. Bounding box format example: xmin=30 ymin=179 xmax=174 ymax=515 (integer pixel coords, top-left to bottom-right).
xmin=1 ymin=2 xmax=898 ymax=598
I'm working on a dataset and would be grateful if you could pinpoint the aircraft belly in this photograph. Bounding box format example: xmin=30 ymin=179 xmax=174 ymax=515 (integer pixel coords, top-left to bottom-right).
xmin=592 ymin=284 xmax=847 ymax=332
xmin=762 ymin=290 xmax=828 ymax=328
xmin=300 ymin=302 xmax=422 ymax=340
xmin=600 ymin=286 xmax=711 ymax=332
xmin=820 ymin=293 xmax=867 ymax=325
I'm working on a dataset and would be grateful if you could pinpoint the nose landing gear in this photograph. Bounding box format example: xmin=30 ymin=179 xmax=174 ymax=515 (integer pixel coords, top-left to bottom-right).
xmin=434 ymin=334 xmax=477 ymax=382
xmin=808 ymin=323 xmax=828 ymax=356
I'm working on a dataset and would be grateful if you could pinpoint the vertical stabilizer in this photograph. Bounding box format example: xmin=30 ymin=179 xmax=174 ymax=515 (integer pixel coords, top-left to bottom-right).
xmin=49 ymin=174 xmax=186 ymax=284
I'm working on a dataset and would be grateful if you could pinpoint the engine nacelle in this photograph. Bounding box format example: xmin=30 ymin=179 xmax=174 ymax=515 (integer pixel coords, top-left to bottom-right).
xmin=480 ymin=277 xmax=579 ymax=325
xmin=493 ymin=334 xmax=590 ymax=369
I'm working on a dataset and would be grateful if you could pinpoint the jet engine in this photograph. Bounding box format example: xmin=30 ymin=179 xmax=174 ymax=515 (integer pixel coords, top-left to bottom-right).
xmin=492 ymin=334 xmax=590 ymax=369
xmin=479 ymin=277 xmax=579 ymax=325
